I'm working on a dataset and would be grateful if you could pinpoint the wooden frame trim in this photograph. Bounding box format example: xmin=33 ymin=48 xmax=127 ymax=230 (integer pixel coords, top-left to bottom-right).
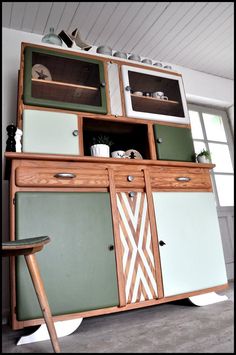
xmin=13 ymin=283 xmax=228 ymax=330
xmin=143 ymin=168 xmax=164 ymax=299
xmin=21 ymin=42 xmax=182 ymax=77
xmin=5 ymin=152 xmax=215 ymax=170
xmin=108 ymin=169 xmax=126 ymax=307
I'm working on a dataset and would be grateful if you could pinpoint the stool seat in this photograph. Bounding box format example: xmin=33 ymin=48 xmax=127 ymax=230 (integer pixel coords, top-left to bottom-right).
xmin=2 ymin=236 xmax=50 ymax=257
xmin=2 ymin=236 xmax=60 ymax=352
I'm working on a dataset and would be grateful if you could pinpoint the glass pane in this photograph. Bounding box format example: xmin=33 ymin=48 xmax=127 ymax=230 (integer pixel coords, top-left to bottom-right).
xmin=202 ymin=113 xmax=227 ymax=142
xmin=128 ymin=71 xmax=185 ymax=117
xmin=215 ymin=175 xmax=234 ymax=206
xmin=189 ymin=111 xmax=204 ymax=139
xmin=209 ymin=143 xmax=234 ymax=173
xmin=193 ymin=141 xmax=206 ymax=159
xmin=31 ymin=51 xmax=101 ymax=106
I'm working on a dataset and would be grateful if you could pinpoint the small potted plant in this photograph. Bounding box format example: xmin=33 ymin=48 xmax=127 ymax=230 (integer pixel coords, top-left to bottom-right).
xmin=196 ymin=149 xmax=211 ymax=163
xmin=90 ymin=134 xmax=113 ymax=157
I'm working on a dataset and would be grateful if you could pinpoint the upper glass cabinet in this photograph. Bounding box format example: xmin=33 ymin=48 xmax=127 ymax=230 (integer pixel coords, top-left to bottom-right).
xmin=23 ymin=46 xmax=107 ymax=114
xmin=121 ymin=65 xmax=189 ymax=124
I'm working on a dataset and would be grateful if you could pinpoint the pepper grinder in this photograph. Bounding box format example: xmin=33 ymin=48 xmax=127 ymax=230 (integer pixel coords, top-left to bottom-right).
xmin=6 ymin=123 xmax=17 ymax=152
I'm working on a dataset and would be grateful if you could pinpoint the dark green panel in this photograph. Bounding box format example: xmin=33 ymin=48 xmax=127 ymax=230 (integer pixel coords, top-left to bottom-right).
xmin=23 ymin=46 xmax=107 ymax=114
xmin=153 ymin=124 xmax=195 ymax=162
xmin=15 ymin=192 xmax=119 ymax=320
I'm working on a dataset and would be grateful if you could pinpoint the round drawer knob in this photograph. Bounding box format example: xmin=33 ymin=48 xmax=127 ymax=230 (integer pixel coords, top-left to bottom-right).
xmin=72 ymin=130 xmax=78 ymax=136
xmin=100 ymin=82 xmax=106 ymax=87
xmin=108 ymin=245 xmax=114 ymax=251
xmin=125 ymin=85 xmax=131 ymax=91
xmin=159 ymin=240 xmax=166 ymax=246
xmin=129 ymin=191 xmax=135 ymax=198
xmin=127 ymin=175 xmax=134 ymax=182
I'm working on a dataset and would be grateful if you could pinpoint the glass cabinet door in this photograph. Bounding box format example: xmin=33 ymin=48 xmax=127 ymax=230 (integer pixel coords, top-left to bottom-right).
xmin=121 ymin=65 xmax=189 ymax=124
xmin=23 ymin=46 xmax=107 ymax=114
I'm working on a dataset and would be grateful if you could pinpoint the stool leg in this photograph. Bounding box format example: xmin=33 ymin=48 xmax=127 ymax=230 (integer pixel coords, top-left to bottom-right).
xmin=24 ymin=254 xmax=61 ymax=353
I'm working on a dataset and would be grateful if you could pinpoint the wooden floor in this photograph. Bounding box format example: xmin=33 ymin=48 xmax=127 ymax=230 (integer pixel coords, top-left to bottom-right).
xmin=2 ymin=281 xmax=234 ymax=353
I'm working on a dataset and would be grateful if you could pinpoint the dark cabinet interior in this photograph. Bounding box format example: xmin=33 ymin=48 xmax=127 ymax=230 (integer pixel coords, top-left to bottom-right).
xmin=83 ymin=117 xmax=150 ymax=159
xmin=128 ymin=71 xmax=185 ymax=117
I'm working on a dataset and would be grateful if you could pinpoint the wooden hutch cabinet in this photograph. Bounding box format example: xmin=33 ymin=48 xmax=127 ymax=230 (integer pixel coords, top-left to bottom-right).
xmin=5 ymin=42 xmax=228 ymax=330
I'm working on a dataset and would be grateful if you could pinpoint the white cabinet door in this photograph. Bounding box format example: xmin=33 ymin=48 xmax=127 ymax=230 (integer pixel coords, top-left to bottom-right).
xmin=121 ymin=65 xmax=189 ymax=124
xmin=152 ymin=192 xmax=228 ymax=297
xmin=23 ymin=109 xmax=79 ymax=155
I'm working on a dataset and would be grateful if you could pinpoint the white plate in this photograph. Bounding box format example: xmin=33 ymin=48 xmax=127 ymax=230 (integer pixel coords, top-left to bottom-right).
xmin=32 ymin=64 xmax=52 ymax=80
xmin=125 ymin=149 xmax=143 ymax=159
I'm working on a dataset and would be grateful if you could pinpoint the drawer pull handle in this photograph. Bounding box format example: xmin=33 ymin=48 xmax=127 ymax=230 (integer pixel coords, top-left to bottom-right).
xmin=159 ymin=240 xmax=166 ymax=246
xmin=125 ymin=85 xmax=131 ymax=91
xmin=129 ymin=191 xmax=136 ymax=198
xmin=127 ymin=175 xmax=134 ymax=182
xmin=54 ymin=173 xmax=76 ymax=179
xmin=156 ymin=137 xmax=163 ymax=143
xmin=175 ymin=177 xmax=191 ymax=182
xmin=108 ymin=245 xmax=114 ymax=251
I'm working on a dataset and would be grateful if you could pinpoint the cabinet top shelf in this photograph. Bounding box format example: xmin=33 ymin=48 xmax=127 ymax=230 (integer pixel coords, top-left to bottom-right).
xmin=31 ymin=78 xmax=98 ymax=91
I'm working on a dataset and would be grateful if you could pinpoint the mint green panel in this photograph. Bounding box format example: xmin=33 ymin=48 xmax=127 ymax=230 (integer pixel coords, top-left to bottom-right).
xmin=23 ymin=46 xmax=107 ymax=114
xmin=15 ymin=192 xmax=119 ymax=320
xmin=153 ymin=124 xmax=195 ymax=161
xmin=152 ymin=192 xmax=227 ymax=297
xmin=22 ymin=109 xmax=79 ymax=155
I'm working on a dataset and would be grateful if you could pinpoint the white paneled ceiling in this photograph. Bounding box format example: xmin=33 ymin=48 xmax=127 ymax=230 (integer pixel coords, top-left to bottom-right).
xmin=2 ymin=2 xmax=234 ymax=80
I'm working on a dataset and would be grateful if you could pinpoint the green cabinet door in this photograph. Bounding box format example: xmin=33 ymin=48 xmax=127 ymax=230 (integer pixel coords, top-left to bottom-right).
xmin=152 ymin=192 xmax=228 ymax=297
xmin=23 ymin=46 xmax=107 ymax=114
xmin=153 ymin=124 xmax=195 ymax=161
xmin=15 ymin=192 xmax=119 ymax=320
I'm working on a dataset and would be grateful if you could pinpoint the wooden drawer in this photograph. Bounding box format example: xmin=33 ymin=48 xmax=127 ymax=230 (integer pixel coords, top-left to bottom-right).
xmin=113 ymin=170 xmax=145 ymax=188
xmin=149 ymin=167 xmax=212 ymax=191
xmin=15 ymin=167 xmax=109 ymax=188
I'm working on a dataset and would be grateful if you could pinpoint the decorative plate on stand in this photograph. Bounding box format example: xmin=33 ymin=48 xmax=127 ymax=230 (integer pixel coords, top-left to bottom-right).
xmin=125 ymin=149 xmax=143 ymax=159
xmin=32 ymin=64 xmax=52 ymax=80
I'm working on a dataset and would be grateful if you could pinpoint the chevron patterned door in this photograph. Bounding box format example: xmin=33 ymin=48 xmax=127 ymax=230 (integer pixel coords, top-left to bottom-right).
xmin=116 ymin=191 xmax=159 ymax=304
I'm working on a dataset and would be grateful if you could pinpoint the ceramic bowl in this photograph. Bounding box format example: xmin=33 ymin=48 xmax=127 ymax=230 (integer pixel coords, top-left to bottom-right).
xmin=96 ymin=45 xmax=112 ymax=56
xmin=111 ymin=150 xmax=126 ymax=158
xmin=164 ymin=65 xmax=172 ymax=70
xmin=153 ymin=62 xmax=163 ymax=67
xmin=142 ymin=59 xmax=152 ymax=65
xmin=113 ymin=51 xmax=127 ymax=59
xmin=128 ymin=54 xmax=141 ymax=62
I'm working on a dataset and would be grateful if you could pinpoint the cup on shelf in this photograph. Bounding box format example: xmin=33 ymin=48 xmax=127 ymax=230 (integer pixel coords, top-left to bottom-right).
xmin=152 ymin=91 xmax=164 ymax=99
xmin=133 ymin=91 xmax=143 ymax=96
xmin=162 ymin=96 xmax=168 ymax=100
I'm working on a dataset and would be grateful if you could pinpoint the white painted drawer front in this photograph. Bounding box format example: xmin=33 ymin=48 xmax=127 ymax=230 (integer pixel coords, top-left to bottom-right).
xmin=152 ymin=192 xmax=227 ymax=297
xmin=23 ymin=109 xmax=79 ymax=155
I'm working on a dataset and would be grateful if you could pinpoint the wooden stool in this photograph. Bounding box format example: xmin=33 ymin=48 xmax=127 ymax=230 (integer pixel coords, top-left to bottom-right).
xmin=2 ymin=236 xmax=61 ymax=353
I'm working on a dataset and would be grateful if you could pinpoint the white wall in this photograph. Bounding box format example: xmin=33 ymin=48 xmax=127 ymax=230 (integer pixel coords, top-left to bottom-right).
xmin=2 ymin=27 xmax=234 ymax=323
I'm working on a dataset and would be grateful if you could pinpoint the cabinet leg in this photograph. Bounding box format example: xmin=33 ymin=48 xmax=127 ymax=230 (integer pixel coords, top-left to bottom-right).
xmin=17 ymin=318 xmax=83 ymax=345
xmin=188 ymin=292 xmax=228 ymax=306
